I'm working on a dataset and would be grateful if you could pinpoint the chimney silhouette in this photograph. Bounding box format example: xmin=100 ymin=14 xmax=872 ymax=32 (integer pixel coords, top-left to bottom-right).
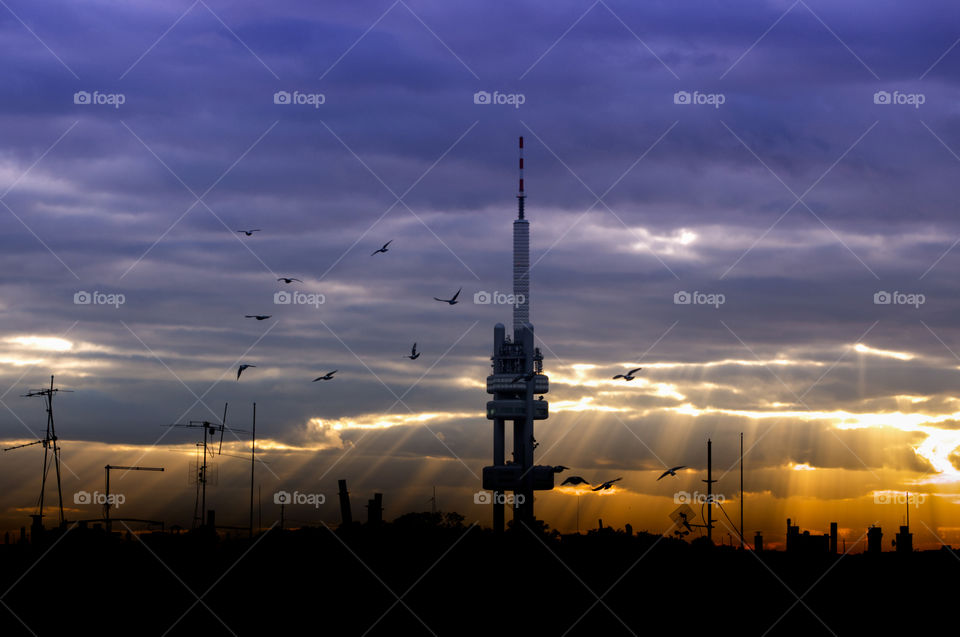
xmin=338 ymin=479 xmax=352 ymax=526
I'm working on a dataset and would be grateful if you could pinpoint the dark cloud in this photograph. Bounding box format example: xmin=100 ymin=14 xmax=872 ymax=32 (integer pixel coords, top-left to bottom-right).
xmin=3 ymin=0 xmax=960 ymax=540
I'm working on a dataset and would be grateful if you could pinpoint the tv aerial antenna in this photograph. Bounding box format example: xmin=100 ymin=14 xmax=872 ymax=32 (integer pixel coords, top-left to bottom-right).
xmin=3 ymin=375 xmax=73 ymax=527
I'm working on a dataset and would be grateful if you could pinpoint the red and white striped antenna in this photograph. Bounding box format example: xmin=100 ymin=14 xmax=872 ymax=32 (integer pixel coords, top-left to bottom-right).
xmin=517 ymin=136 xmax=525 ymax=219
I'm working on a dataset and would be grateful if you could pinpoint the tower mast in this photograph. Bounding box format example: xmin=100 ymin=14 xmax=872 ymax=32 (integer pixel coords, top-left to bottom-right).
xmin=484 ymin=136 xmax=551 ymax=532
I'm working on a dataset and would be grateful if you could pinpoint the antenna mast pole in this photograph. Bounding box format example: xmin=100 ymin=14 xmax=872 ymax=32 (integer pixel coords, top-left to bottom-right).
xmin=250 ymin=402 xmax=256 ymax=538
xmin=703 ymin=438 xmax=716 ymax=543
xmin=740 ymin=432 xmax=744 ymax=549
xmin=31 ymin=375 xmax=66 ymax=526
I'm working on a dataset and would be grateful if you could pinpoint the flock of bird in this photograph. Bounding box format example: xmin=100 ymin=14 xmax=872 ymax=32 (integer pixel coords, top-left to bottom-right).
xmin=558 ymin=475 xmax=623 ymax=492
xmin=230 ymin=234 xmax=447 ymax=383
xmin=556 ymin=464 xmax=687 ymax=493
xmin=233 ymin=231 xmax=686 ymax=497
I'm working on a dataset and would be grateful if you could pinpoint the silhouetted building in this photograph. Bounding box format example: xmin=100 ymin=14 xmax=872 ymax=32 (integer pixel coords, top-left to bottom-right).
xmin=366 ymin=493 xmax=383 ymax=525
xmin=830 ymin=522 xmax=838 ymax=554
xmin=754 ymin=531 xmax=763 ymax=552
xmin=785 ymin=518 xmax=833 ymax=553
xmin=895 ymin=525 xmax=912 ymax=553
xmin=338 ymin=479 xmax=352 ymax=526
xmin=29 ymin=514 xmax=43 ymax=544
xmin=867 ymin=525 xmax=883 ymax=553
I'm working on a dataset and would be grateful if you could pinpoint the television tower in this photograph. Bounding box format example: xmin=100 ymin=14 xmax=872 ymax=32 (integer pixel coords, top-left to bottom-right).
xmin=483 ymin=137 xmax=553 ymax=532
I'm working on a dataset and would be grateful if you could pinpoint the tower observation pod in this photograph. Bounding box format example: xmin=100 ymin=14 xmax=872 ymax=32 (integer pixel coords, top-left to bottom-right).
xmin=482 ymin=137 xmax=554 ymax=532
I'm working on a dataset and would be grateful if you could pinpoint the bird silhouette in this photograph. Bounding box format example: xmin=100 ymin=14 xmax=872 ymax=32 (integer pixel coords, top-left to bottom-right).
xmin=433 ymin=287 xmax=461 ymax=305
xmin=237 ymin=364 xmax=256 ymax=380
xmin=313 ymin=370 xmax=337 ymax=381
xmin=613 ymin=367 xmax=642 ymax=381
xmin=236 ymin=229 xmax=261 ymax=236
xmin=406 ymin=343 xmax=420 ymax=360
xmin=561 ymin=476 xmax=589 ymax=486
xmin=552 ymin=465 xmax=570 ymax=473
xmin=512 ymin=371 xmax=536 ymax=383
xmin=371 ymin=240 xmax=393 ymax=256
xmin=592 ymin=477 xmax=622 ymax=491
xmin=277 ymin=277 xmax=302 ymax=284
xmin=657 ymin=465 xmax=687 ymax=480
xmin=245 ymin=315 xmax=272 ymax=320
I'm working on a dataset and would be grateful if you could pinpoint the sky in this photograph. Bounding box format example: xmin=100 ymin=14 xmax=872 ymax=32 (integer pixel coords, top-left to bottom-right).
xmin=3 ymin=0 xmax=960 ymax=549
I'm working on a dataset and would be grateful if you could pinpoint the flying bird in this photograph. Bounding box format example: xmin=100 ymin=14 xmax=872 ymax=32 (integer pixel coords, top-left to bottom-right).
xmin=433 ymin=287 xmax=462 ymax=305
xmin=236 ymin=229 xmax=261 ymax=236
xmin=552 ymin=465 xmax=570 ymax=473
xmin=512 ymin=371 xmax=536 ymax=384
xmin=613 ymin=367 xmax=642 ymax=381
xmin=371 ymin=240 xmax=393 ymax=256
xmin=277 ymin=277 xmax=302 ymax=284
xmin=245 ymin=315 xmax=272 ymax=320
xmin=657 ymin=465 xmax=687 ymax=481
xmin=591 ymin=477 xmax=622 ymax=491
xmin=406 ymin=343 xmax=420 ymax=360
xmin=313 ymin=371 xmax=337 ymax=381
xmin=237 ymin=364 xmax=255 ymax=380
xmin=561 ymin=476 xmax=589 ymax=486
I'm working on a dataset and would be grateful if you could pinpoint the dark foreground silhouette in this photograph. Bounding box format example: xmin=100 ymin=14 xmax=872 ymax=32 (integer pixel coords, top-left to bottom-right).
xmin=0 ymin=513 xmax=952 ymax=635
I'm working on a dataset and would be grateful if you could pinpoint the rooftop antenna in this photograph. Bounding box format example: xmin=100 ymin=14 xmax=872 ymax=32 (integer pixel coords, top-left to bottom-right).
xmin=103 ymin=465 xmax=164 ymax=533
xmin=906 ymin=491 xmax=909 ymax=528
xmin=4 ymin=375 xmax=73 ymax=527
xmin=740 ymin=432 xmax=744 ymax=550
xmin=165 ymin=402 xmax=249 ymax=529
xmin=249 ymin=402 xmax=256 ymax=538
xmin=702 ymin=438 xmax=716 ymax=543
xmin=429 ymin=486 xmax=437 ymax=515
